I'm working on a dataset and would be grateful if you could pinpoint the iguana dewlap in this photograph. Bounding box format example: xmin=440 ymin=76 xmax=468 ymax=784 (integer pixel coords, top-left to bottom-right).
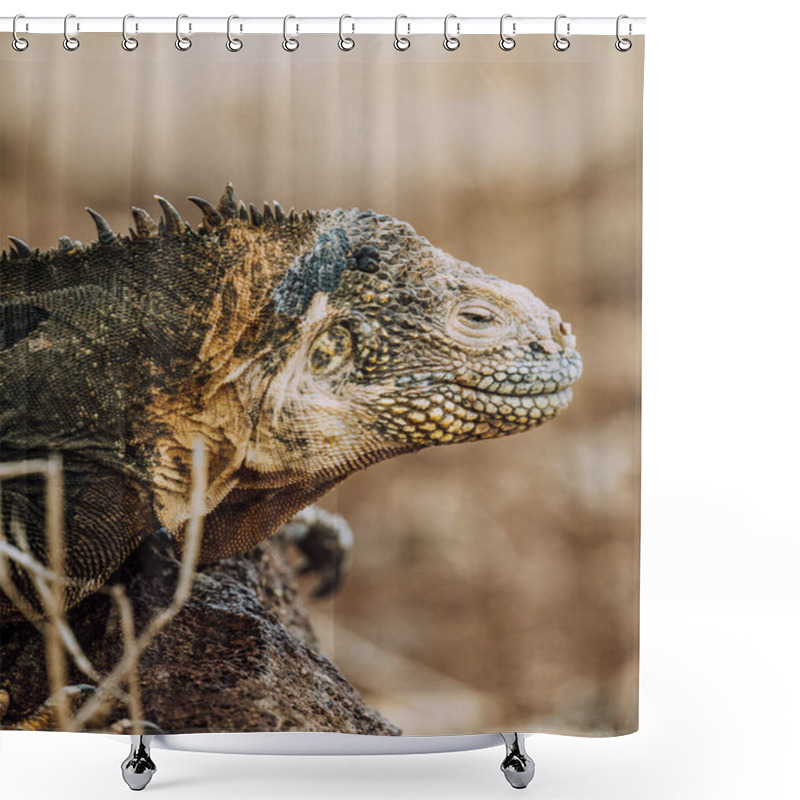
xmin=0 ymin=185 xmax=582 ymax=621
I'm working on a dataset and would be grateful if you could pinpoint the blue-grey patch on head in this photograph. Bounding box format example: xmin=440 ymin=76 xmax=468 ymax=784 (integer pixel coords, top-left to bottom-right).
xmin=274 ymin=227 xmax=353 ymax=317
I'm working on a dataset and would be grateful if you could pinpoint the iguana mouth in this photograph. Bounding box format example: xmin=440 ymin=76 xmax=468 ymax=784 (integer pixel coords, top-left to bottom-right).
xmin=377 ymin=378 xmax=578 ymax=446
xmin=456 ymin=384 xmax=575 ymax=414
xmin=450 ymin=383 xmax=576 ymax=430
xmin=452 ymin=351 xmax=582 ymax=398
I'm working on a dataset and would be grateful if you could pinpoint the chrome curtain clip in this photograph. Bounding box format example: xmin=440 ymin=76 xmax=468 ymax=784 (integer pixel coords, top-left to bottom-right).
xmin=553 ymin=14 xmax=571 ymax=51
xmin=394 ymin=14 xmax=410 ymax=51
xmin=122 ymin=14 xmax=139 ymax=51
xmin=12 ymin=14 xmax=29 ymax=51
xmin=283 ymin=15 xmax=299 ymax=52
xmin=499 ymin=14 xmax=516 ymax=51
xmin=339 ymin=14 xmax=355 ymax=51
xmin=227 ymin=15 xmax=243 ymax=51
xmin=175 ymin=14 xmax=192 ymax=51
xmin=63 ymin=13 xmax=80 ymax=51
xmin=444 ymin=14 xmax=460 ymax=51
xmin=615 ymin=15 xmax=632 ymax=51
xmin=553 ymin=14 xmax=570 ymax=53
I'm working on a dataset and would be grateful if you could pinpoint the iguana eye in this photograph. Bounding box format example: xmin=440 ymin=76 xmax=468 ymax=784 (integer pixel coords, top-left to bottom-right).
xmin=448 ymin=300 xmax=509 ymax=345
xmin=459 ymin=308 xmax=496 ymax=328
xmin=309 ymin=325 xmax=353 ymax=375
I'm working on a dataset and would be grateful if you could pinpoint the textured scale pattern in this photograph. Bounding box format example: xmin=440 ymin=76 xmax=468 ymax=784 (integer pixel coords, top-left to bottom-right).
xmin=0 ymin=184 xmax=582 ymax=622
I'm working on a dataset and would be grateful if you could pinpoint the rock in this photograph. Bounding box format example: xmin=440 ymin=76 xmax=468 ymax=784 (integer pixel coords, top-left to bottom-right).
xmin=0 ymin=530 xmax=400 ymax=735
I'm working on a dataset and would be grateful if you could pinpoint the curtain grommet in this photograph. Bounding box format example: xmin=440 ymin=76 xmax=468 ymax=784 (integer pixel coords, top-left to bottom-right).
xmin=12 ymin=14 xmax=29 ymax=51
xmin=121 ymin=14 xmax=139 ymax=51
xmin=394 ymin=15 xmax=411 ymax=51
xmin=443 ymin=14 xmax=460 ymax=51
xmin=499 ymin=14 xmax=516 ymax=51
xmin=338 ymin=14 xmax=355 ymax=51
xmin=175 ymin=14 xmax=192 ymax=51
xmin=283 ymin=15 xmax=299 ymax=52
xmin=615 ymin=15 xmax=632 ymax=51
xmin=63 ymin=13 xmax=80 ymax=51
xmin=553 ymin=14 xmax=570 ymax=51
xmin=226 ymin=15 xmax=243 ymax=52
xmin=12 ymin=14 xmax=30 ymax=51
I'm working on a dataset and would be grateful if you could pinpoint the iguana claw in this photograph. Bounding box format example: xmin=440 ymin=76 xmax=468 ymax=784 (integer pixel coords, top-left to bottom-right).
xmin=282 ymin=506 xmax=354 ymax=598
xmin=1 ymin=684 xmax=96 ymax=730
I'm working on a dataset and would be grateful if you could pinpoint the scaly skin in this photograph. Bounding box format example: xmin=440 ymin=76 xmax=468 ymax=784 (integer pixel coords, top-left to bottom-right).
xmin=0 ymin=184 xmax=581 ymax=623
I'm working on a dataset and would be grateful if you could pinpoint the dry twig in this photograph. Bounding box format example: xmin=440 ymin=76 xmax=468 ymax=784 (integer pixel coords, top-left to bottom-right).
xmin=69 ymin=438 xmax=208 ymax=731
xmin=0 ymin=439 xmax=208 ymax=731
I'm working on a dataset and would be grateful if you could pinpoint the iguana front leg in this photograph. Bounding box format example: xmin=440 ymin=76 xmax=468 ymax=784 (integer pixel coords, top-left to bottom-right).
xmin=190 ymin=488 xmax=354 ymax=598
xmin=281 ymin=506 xmax=354 ymax=598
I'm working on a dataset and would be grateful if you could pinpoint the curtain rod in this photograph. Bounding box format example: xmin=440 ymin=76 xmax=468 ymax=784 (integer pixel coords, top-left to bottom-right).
xmin=1 ymin=16 xmax=646 ymax=37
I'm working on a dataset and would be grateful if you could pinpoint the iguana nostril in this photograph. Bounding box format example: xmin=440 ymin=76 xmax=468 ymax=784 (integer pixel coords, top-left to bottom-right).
xmin=551 ymin=317 xmax=574 ymax=349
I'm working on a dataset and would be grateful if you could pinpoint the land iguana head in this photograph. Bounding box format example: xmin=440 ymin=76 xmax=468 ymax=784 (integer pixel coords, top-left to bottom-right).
xmin=216 ymin=186 xmax=584 ymax=483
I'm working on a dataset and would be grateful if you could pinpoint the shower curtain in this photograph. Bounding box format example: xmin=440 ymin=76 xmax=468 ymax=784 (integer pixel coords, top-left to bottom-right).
xmin=0 ymin=29 xmax=643 ymax=739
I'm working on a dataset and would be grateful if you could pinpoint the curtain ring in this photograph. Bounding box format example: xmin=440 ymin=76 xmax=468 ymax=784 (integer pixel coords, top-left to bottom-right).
xmin=615 ymin=14 xmax=632 ymax=52
xmin=553 ymin=14 xmax=570 ymax=51
xmin=394 ymin=15 xmax=410 ymax=51
xmin=227 ymin=15 xmax=243 ymax=51
xmin=443 ymin=14 xmax=460 ymax=51
xmin=63 ymin=13 xmax=80 ymax=51
xmin=499 ymin=14 xmax=515 ymax=51
xmin=122 ymin=14 xmax=138 ymax=51
xmin=175 ymin=14 xmax=192 ymax=51
xmin=283 ymin=15 xmax=299 ymax=51
xmin=338 ymin=14 xmax=355 ymax=51
xmin=12 ymin=14 xmax=29 ymax=51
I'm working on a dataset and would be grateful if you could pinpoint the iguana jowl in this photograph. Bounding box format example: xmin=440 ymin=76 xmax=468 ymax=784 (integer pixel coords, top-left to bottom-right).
xmin=0 ymin=184 xmax=582 ymax=621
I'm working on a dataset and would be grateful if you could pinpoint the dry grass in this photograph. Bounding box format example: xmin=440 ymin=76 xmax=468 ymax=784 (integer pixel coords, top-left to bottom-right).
xmin=0 ymin=439 xmax=208 ymax=733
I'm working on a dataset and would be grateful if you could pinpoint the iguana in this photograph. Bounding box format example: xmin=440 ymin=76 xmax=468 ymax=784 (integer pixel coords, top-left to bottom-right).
xmin=0 ymin=184 xmax=582 ymax=624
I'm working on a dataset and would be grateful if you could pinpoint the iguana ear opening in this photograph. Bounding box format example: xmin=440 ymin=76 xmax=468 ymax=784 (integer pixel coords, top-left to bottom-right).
xmin=308 ymin=325 xmax=353 ymax=375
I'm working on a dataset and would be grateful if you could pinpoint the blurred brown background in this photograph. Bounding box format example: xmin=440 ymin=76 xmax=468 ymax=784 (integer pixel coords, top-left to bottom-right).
xmin=0 ymin=34 xmax=642 ymax=736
